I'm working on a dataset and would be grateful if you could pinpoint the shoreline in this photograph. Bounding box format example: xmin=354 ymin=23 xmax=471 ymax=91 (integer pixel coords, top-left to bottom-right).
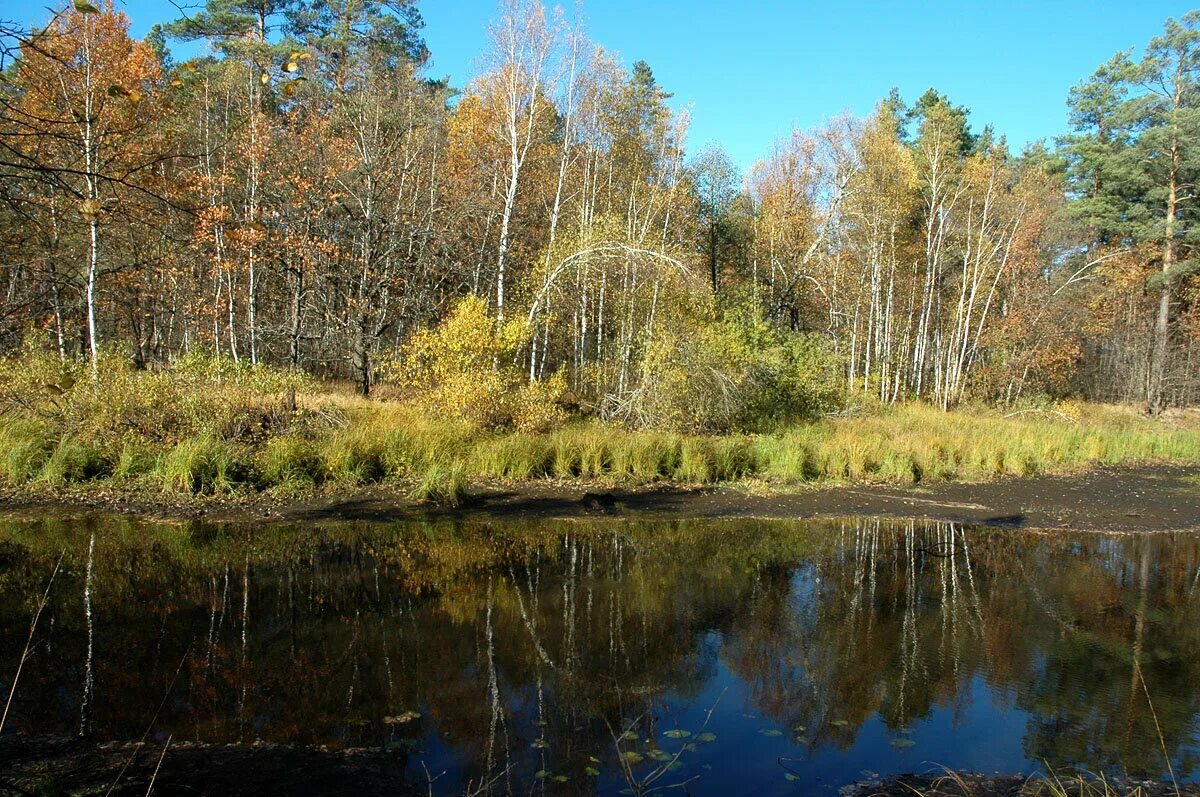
xmin=2 ymin=464 xmax=1198 ymax=532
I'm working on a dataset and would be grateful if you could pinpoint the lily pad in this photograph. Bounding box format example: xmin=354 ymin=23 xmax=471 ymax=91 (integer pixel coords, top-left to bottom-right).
xmin=584 ymin=766 xmax=600 ymax=776
xmin=890 ymin=737 xmax=916 ymax=749
xmin=663 ymin=728 xmax=691 ymax=739
xmin=621 ymin=751 xmax=644 ymax=764
xmin=759 ymin=728 xmax=784 ymax=737
xmin=620 ymin=730 xmax=638 ymax=741
xmin=785 ymin=773 xmax=801 ymax=782
xmin=534 ymin=770 xmax=552 ymax=780
xmin=552 ymin=775 xmax=568 ymax=783
xmin=694 ymin=732 xmax=717 ymax=743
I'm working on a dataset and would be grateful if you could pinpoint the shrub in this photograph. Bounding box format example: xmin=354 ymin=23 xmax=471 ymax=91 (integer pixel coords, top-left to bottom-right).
xmin=616 ymin=307 xmax=844 ymax=433
xmin=379 ymin=297 xmax=567 ymax=431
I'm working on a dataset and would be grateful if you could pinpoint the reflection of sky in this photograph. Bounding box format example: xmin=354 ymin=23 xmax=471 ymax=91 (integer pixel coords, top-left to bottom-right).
xmin=4 ymin=517 xmax=1199 ymax=794
xmin=405 ymin=555 xmax=1197 ymax=795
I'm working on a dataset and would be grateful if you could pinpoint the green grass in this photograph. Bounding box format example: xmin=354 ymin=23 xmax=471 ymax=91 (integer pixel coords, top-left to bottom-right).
xmin=408 ymin=461 xmax=468 ymax=506
xmin=157 ymin=435 xmax=250 ymax=494
xmin=3 ymin=386 xmax=1198 ymax=505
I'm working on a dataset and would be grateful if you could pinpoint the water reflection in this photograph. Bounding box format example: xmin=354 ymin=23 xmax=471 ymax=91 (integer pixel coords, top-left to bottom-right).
xmin=0 ymin=515 xmax=1197 ymax=794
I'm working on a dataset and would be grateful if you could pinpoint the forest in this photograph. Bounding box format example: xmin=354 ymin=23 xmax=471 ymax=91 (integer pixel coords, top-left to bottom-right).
xmin=0 ymin=0 xmax=1198 ymax=499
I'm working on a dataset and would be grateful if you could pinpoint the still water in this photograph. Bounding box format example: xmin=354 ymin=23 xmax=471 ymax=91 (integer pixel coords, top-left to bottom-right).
xmin=0 ymin=514 xmax=1197 ymax=795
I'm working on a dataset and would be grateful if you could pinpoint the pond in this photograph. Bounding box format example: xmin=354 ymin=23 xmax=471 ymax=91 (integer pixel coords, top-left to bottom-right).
xmin=0 ymin=514 xmax=1197 ymax=795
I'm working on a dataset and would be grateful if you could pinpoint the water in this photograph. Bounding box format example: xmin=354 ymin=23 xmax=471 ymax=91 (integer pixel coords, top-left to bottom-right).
xmin=0 ymin=513 xmax=1198 ymax=795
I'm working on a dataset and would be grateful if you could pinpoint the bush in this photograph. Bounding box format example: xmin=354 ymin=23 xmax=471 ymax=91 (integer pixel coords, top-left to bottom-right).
xmin=616 ymin=306 xmax=844 ymax=433
xmin=379 ymin=297 xmax=568 ymax=431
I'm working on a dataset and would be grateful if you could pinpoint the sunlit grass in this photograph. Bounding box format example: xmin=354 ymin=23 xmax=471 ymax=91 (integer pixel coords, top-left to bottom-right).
xmin=2 ymin=391 xmax=1198 ymax=504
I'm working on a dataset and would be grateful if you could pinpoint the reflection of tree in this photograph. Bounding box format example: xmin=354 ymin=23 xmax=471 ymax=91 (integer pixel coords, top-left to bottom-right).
xmin=0 ymin=515 xmax=1198 ymax=792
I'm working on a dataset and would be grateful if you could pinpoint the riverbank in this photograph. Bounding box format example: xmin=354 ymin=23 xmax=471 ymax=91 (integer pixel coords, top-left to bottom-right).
xmin=3 ymin=464 xmax=1198 ymax=532
xmin=840 ymin=772 xmax=1198 ymax=796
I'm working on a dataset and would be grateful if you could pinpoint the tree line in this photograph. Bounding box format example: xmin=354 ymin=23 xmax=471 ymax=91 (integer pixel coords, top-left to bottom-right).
xmin=1 ymin=0 xmax=1197 ymax=418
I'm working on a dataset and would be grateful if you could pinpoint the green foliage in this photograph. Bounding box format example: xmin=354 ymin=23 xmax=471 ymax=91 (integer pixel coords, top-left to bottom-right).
xmin=625 ymin=305 xmax=844 ymax=433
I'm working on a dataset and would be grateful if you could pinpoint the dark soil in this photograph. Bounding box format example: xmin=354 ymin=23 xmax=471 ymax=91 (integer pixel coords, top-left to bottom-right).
xmin=2 ymin=464 xmax=1198 ymax=532
xmin=0 ymin=735 xmax=421 ymax=796
xmin=284 ymin=464 xmax=1200 ymax=532
xmin=839 ymin=772 xmax=1197 ymax=796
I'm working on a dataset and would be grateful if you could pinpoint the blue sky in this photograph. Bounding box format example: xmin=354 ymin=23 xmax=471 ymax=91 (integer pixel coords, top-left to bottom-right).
xmin=14 ymin=0 xmax=1198 ymax=169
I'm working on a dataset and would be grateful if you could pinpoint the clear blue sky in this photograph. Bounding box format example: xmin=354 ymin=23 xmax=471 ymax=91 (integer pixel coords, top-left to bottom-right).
xmin=14 ymin=0 xmax=1198 ymax=169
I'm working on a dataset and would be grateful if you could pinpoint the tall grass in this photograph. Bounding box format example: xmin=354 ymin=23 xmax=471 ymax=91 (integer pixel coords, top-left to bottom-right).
xmin=2 ymin=366 xmax=1198 ymax=505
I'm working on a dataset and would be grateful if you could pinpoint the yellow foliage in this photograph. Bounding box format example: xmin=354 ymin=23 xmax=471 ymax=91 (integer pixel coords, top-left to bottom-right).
xmin=380 ymin=296 xmax=566 ymax=431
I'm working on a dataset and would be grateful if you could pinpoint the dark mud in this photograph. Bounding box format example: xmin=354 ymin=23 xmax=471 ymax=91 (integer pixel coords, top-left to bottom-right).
xmin=0 ymin=736 xmax=421 ymax=796
xmin=287 ymin=464 xmax=1200 ymax=532
xmin=2 ymin=464 xmax=1198 ymax=531
xmin=839 ymin=772 xmax=1197 ymax=796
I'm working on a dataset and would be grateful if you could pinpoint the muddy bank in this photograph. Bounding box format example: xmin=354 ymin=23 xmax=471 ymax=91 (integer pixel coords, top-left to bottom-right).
xmin=0 ymin=736 xmax=421 ymax=796
xmin=839 ymin=772 xmax=1197 ymax=796
xmin=282 ymin=464 xmax=1200 ymax=532
xmin=2 ymin=464 xmax=1198 ymax=531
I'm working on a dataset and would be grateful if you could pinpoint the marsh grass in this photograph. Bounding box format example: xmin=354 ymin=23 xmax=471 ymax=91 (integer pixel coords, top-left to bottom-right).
xmin=2 ymin=377 xmax=1198 ymax=504
xmin=157 ymin=435 xmax=249 ymax=494
xmin=408 ymin=461 xmax=468 ymax=506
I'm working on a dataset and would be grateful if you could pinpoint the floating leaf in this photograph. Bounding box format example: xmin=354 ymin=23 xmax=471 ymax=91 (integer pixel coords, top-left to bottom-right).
xmin=530 ymin=739 xmax=548 ymax=749
xmin=552 ymin=775 xmax=568 ymax=783
xmin=651 ymin=750 xmax=673 ymax=762
xmin=382 ymin=710 xmax=421 ymax=725
xmin=785 ymin=773 xmax=801 ymax=782
xmin=73 ymin=0 xmax=100 ymax=12
xmin=791 ymin=724 xmax=806 ymax=732
xmin=694 ymin=732 xmax=716 ymax=743
xmin=588 ymin=756 xmax=600 ymax=764
xmin=890 ymin=737 xmax=916 ymax=749
xmin=662 ymin=729 xmax=691 ymax=739
xmin=584 ymin=766 xmax=599 ymax=776
xmin=534 ymin=770 xmax=551 ymax=780
xmin=619 ymin=730 xmax=638 ymax=741
xmin=620 ymin=751 xmax=644 ymax=764
xmin=830 ymin=719 xmax=849 ymax=727
xmin=759 ymin=728 xmax=783 ymax=737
